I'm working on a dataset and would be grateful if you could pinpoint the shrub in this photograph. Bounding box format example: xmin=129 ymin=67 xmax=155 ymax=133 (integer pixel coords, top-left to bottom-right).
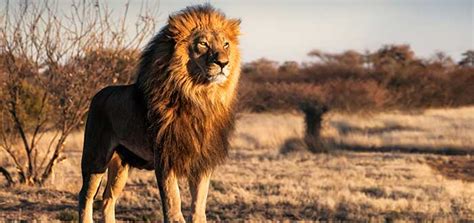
xmin=238 ymin=47 xmax=474 ymax=113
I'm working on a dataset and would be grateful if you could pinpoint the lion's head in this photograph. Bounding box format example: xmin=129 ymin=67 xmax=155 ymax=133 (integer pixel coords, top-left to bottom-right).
xmin=137 ymin=4 xmax=240 ymax=91
xmin=135 ymin=4 xmax=241 ymax=177
xmin=166 ymin=5 xmax=240 ymax=86
xmin=187 ymin=29 xmax=234 ymax=84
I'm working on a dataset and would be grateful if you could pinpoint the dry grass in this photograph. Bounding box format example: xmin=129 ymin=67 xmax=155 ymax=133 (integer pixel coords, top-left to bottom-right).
xmin=323 ymin=106 xmax=474 ymax=154
xmin=231 ymin=112 xmax=304 ymax=150
xmin=0 ymin=107 xmax=473 ymax=221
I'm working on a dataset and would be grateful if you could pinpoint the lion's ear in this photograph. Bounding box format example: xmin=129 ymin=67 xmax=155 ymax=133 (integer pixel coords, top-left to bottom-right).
xmin=226 ymin=18 xmax=241 ymax=38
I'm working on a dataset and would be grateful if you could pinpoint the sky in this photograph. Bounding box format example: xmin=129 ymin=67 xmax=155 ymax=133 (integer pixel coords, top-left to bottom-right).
xmin=8 ymin=0 xmax=474 ymax=63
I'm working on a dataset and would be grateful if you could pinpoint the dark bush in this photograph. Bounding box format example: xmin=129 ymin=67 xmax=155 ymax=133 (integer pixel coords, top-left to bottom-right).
xmin=301 ymin=103 xmax=330 ymax=153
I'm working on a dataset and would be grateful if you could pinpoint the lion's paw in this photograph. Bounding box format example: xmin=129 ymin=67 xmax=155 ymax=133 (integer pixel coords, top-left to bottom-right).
xmin=191 ymin=214 xmax=207 ymax=223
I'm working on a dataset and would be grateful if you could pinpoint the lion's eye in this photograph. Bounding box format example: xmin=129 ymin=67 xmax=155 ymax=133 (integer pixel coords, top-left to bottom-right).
xmin=224 ymin=42 xmax=229 ymax=49
xmin=198 ymin=42 xmax=208 ymax=48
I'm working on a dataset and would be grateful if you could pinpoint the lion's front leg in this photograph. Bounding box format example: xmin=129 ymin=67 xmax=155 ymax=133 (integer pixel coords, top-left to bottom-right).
xmin=188 ymin=172 xmax=212 ymax=223
xmin=155 ymin=168 xmax=185 ymax=223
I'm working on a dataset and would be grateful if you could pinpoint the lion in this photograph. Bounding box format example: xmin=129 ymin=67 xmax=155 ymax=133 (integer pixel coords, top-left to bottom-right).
xmin=78 ymin=5 xmax=241 ymax=223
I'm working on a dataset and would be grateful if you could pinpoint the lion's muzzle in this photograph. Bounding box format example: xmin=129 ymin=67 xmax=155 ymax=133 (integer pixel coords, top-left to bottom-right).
xmin=207 ymin=72 xmax=228 ymax=84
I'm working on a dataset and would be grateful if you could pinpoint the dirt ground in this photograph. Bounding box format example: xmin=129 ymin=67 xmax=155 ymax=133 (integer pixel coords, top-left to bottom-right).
xmin=0 ymin=107 xmax=473 ymax=221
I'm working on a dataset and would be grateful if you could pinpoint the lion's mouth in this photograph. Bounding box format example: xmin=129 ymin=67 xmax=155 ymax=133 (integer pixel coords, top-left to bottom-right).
xmin=207 ymin=72 xmax=227 ymax=84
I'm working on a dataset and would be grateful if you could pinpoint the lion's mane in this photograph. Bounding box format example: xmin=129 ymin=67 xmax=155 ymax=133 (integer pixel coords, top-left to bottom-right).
xmin=135 ymin=4 xmax=241 ymax=178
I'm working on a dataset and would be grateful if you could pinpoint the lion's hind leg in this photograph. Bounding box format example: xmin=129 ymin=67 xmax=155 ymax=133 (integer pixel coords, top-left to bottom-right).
xmin=79 ymin=142 xmax=112 ymax=223
xmin=102 ymin=151 xmax=130 ymax=223
xmin=79 ymin=171 xmax=104 ymax=223
xmin=79 ymin=99 xmax=117 ymax=223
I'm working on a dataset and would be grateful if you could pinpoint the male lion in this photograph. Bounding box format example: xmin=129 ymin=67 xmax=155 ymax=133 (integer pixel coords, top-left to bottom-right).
xmin=78 ymin=5 xmax=241 ymax=223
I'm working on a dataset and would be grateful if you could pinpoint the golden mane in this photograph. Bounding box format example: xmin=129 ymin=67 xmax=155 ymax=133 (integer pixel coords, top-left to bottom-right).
xmin=135 ymin=4 xmax=241 ymax=177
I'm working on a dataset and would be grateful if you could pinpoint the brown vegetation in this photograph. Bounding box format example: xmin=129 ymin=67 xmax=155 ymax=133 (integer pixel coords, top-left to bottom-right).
xmin=238 ymin=45 xmax=474 ymax=112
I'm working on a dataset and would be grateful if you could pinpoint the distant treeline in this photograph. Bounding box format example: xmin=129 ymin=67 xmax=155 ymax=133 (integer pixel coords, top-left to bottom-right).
xmin=2 ymin=45 xmax=473 ymax=120
xmin=237 ymin=45 xmax=474 ymax=112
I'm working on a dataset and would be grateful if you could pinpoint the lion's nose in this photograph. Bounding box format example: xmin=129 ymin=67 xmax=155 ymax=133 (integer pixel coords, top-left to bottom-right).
xmin=213 ymin=53 xmax=229 ymax=69
xmin=215 ymin=60 xmax=229 ymax=69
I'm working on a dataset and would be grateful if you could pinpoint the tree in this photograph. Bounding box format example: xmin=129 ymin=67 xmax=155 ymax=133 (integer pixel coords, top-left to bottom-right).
xmin=459 ymin=50 xmax=474 ymax=67
xmin=308 ymin=49 xmax=333 ymax=64
xmin=0 ymin=0 xmax=155 ymax=186
xmin=242 ymin=58 xmax=279 ymax=75
xmin=371 ymin=44 xmax=423 ymax=72
xmin=308 ymin=49 xmax=364 ymax=68
xmin=427 ymin=51 xmax=455 ymax=70
xmin=334 ymin=50 xmax=364 ymax=68
xmin=278 ymin=61 xmax=299 ymax=74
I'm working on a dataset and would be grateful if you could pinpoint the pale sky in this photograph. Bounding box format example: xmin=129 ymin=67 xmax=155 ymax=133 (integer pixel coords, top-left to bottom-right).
xmin=10 ymin=0 xmax=474 ymax=62
xmin=127 ymin=0 xmax=473 ymax=63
